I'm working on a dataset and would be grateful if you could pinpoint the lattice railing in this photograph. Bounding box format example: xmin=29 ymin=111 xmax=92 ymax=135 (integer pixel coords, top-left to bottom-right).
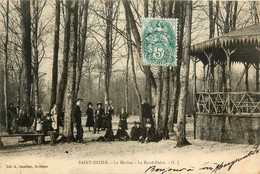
xmin=196 ymin=92 xmax=260 ymax=116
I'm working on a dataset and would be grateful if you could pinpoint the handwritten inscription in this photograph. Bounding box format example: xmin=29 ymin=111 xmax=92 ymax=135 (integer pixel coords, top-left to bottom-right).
xmin=145 ymin=166 xmax=194 ymax=174
xmin=145 ymin=145 xmax=259 ymax=173
xmin=211 ymin=144 xmax=259 ymax=173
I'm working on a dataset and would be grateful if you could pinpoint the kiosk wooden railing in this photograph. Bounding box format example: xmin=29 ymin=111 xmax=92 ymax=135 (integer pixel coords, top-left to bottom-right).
xmin=196 ymin=92 xmax=260 ymax=117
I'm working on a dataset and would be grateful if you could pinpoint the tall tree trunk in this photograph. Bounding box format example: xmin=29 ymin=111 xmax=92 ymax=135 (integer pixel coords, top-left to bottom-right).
xmin=125 ymin=11 xmax=142 ymax=109
xmin=98 ymin=57 xmax=102 ymax=100
xmin=76 ymin=0 xmax=89 ymax=98
xmin=244 ymin=63 xmax=249 ymax=92
xmin=224 ymin=1 xmax=232 ymax=33
xmin=155 ymin=0 xmax=165 ymax=134
xmin=32 ymin=0 xmax=39 ymax=115
xmin=168 ymin=67 xmax=177 ymax=133
xmin=4 ymin=0 xmax=9 ymax=131
xmin=20 ymin=0 xmax=32 ymax=117
xmin=152 ymin=0 xmax=156 ymax=17
xmin=209 ymin=0 xmax=215 ymax=38
xmin=176 ymin=1 xmax=192 ymax=147
xmin=232 ymin=1 xmax=238 ymax=31
xmin=17 ymin=70 xmax=22 ymax=110
xmin=192 ymin=56 xmax=197 ymax=139
xmin=104 ymin=0 xmax=113 ymax=105
xmin=144 ymin=0 xmax=148 ymax=18
xmin=64 ymin=0 xmax=78 ymax=140
xmin=155 ymin=67 xmax=163 ymax=132
xmin=125 ymin=40 xmax=129 ymax=113
xmin=160 ymin=0 xmax=173 ymax=138
xmin=168 ymin=1 xmax=183 ymax=133
xmin=256 ymin=62 xmax=259 ymax=93
xmin=50 ymin=0 xmax=61 ymax=110
xmin=56 ymin=0 xmax=72 ymax=119
xmin=144 ymin=0 xmax=152 ymax=105
xmin=161 ymin=67 xmax=170 ymax=138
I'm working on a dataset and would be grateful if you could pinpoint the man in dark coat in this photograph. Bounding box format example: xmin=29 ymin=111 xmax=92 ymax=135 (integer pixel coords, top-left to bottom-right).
xmin=85 ymin=102 xmax=94 ymax=131
xmin=130 ymin=121 xmax=141 ymax=141
xmin=141 ymin=100 xmax=155 ymax=128
xmin=94 ymin=102 xmax=104 ymax=134
xmin=72 ymin=98 xmax=84 ymax=143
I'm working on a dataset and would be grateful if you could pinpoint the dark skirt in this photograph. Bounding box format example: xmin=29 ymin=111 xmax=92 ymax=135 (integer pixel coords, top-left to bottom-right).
xmin=119 ymin=120 xmax=128 ymax=130
xmin=94 ymin=117 xmax=103 ymax=128
xmin=86 ymin=115 xmax=94 ymax=127
xmin=102 ymin=118 xmax=112 ymax=129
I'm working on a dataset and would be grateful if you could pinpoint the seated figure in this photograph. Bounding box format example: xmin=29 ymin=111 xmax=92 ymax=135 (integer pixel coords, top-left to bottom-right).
xmin=145 ymin=122 xmax=156 ymax=143
xmin=115 ymin=126 xmax=129 ymax=141
xmin=96 ymin=128 xmax=115 ymax=142
xmin=42 ymin=113 xmax=59 ymax=146
xmin=130 ymin=122 xmax=141 ymax=141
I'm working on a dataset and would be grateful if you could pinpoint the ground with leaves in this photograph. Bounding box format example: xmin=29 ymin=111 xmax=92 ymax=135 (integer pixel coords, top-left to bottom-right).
xmin=0 ymin=116 xmax=259 ymax=174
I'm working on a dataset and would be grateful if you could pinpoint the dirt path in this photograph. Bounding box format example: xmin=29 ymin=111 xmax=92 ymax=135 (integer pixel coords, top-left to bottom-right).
xmin=0 ymin=116 xmax=259 ymax=174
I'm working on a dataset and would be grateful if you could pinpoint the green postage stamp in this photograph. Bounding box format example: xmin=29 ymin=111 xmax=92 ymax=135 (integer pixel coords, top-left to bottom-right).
xmin=142 ymin=18 xmax=178 ymax=66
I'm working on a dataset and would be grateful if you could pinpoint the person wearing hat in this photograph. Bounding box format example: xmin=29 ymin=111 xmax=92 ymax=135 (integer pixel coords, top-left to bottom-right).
xmin=102 ymin=104 xmax=113 ymax=129
xmin=119 ymin=107 xmax=128 ymax=130
xmin=130 ymin=121 xmax=141 ymax=141
xmin=72 ymin=98 xmax=84 ymax=143
xmin=85 ymin=102 xmax=94 ymax=131
xmin=94 ymin=102 xmax=104 ymax=134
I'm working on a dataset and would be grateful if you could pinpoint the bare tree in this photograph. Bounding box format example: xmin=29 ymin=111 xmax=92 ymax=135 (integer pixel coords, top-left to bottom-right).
xmin=63 ymin=0 xmax=78 ymax=141
xmin=168 ymin=1 xmax=184 ymax=133
xmin=176 ymin=1 xmax=192 ymax=147
xmin=56 ymin=0 xmax=72 ymax=123
xmin=50 ymin=0 xmax=61 ymax=110
xmin=31 ymin=0 xmax=47 ymax=115
xmin=125 ymin=3 xmax=142 ymax=108
xmin=122 ymin=0 xmax=143 ymax=111
xmin=0 ymin=0 xmax=10 ymax=130
xmin=75 ymin=0 xmax=89 ymax=98
xmin=20 ymin=0 xmax=32 ymax=117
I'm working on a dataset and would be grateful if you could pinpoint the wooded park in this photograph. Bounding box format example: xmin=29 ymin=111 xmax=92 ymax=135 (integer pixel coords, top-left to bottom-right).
xmin=0 ymin=0 xmax=259 ymax=148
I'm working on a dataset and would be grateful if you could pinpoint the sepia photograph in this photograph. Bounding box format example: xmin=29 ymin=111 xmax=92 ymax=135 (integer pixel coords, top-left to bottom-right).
xmin=0 ymin=0 xmax=259 ymax=173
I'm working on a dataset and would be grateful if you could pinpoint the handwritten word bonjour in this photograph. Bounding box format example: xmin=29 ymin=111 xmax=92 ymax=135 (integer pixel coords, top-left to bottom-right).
xmin=144 ymin=145 xmax=259 ymax=174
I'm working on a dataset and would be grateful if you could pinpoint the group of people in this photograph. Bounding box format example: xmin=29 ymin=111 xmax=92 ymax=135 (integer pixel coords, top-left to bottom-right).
xmin=96 ymin=120 xmax=157 ymax=143
xmin=6 ymin=98 xmax=159 ymax=145
xmin=85 ymin=102 xmax=114 ymax=134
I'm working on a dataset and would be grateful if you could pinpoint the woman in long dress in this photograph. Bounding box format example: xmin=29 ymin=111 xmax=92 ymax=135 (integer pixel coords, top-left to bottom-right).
xmin=119 ymin=107 xmax=128 ymax=130
xmin=85 ymin=102 xmax=94 ymax=131
xmin=94 ymin=102 xmax=104 ymax=134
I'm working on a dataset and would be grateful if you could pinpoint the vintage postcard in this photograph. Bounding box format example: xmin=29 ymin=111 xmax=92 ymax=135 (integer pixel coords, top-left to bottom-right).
xmin=0 ymin=0 xmax=259 ymax=174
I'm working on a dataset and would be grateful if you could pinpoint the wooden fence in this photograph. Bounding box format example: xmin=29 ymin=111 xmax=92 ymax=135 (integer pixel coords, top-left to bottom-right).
xmin=196 ymin=92 xmax=260 ymax=118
